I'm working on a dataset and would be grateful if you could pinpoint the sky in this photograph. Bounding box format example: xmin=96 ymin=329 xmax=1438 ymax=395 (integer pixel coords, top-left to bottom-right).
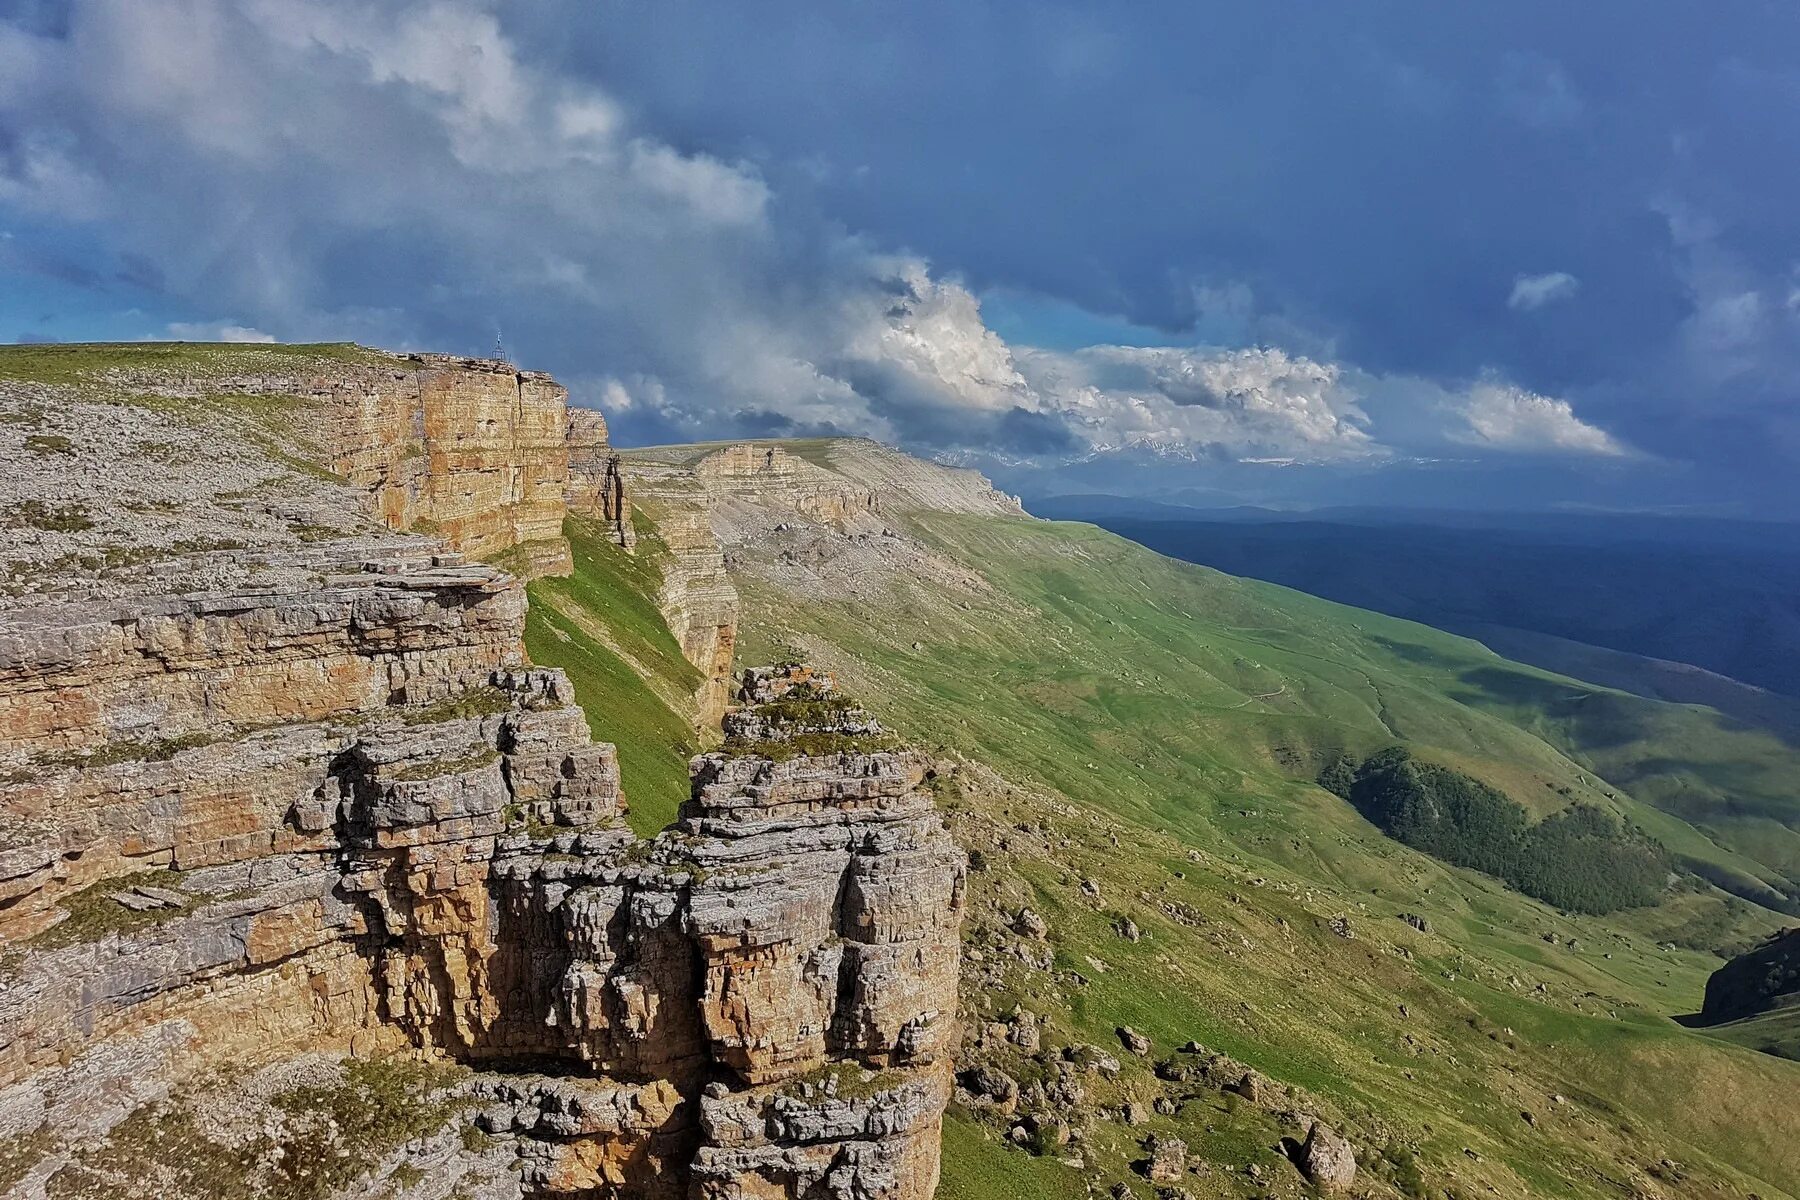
xmin=3 ymin=1 xmax=1800 ymax=514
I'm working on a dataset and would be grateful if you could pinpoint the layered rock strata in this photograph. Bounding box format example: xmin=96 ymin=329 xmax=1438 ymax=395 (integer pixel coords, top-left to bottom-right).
xmin=690 ymin=445 xmax=880 ymax=530
xmin=613 ymin=440 xmax=1025 ymax=734
xmin=618 ymin=461 xmax=741 ymax=732
xmin=566 ymin=407 xmax=636 ymax=550
xmin=0 ymin=347 xmax=962 ymax=1199
xmin=322 ymin=354 xmax=576 ymax=577
xmin=0 ymin=651 xmax=961 ymax=1198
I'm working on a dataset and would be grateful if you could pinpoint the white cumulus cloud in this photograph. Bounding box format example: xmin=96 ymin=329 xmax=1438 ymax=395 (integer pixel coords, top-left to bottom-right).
xmin=1015 ymin=344 xmax=1377 ymax=462
xmin=1453 ymin=381 xmax=1628 ymax=456
xmin=1508 ymin=271 xmax=1580 ymax=311
xmin=0 ymin=1 xmax=1645 ymax=477
xmin=163 ymin=321 xmax=277 ymax=343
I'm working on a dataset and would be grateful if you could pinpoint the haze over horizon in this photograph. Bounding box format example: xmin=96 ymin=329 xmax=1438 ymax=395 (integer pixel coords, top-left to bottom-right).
xmin=4 ymin=1 xmax=1800 ymax=515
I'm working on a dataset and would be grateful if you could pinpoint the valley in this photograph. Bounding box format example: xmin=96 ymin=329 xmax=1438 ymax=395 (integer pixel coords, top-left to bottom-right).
xmin=549 ymin=433 xmax=1800 ymax=1198
xmin=3 ymin=343 xmax=1798 ymax=1200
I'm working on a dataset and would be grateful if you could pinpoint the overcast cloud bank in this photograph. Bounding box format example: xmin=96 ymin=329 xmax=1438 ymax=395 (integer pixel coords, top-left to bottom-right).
xmin=4 ymin=1 xmax=1795 ymax=511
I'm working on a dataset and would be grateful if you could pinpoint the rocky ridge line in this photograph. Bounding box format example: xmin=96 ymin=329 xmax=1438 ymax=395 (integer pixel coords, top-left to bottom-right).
xmin=0 ymin=347 xmax=964 ymax=1200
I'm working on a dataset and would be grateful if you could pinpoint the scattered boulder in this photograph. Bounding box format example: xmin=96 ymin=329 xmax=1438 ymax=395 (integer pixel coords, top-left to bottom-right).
xmin=1080 ymin=877 xmax=1103 ymax=900
xmin=1144 ymin=1135 xmax=1187 ymax=1182
xmin=1226 ymin=1072 xmax=1260 ymax=1103
xmin=1299 ymin=1123 xmax=1357 ymax=1192
xmin=1115 ymin=916 xmax=1142 ymax=942
xmin=1399 ymin=912 xmax=1430 ymax=933
xmin=958 ymin=1064 xmax=1019 ymax=1107
xmin=1154 ymin=1058 xmax=1193 ymax=1083
xmin=1328 ymin=915 xmax=1354 ymax=939
xmin=1013 ymin=907 xmax=1049 ymax=939
xmin=1118 ymin=1026 xmax=1152 ymax=1056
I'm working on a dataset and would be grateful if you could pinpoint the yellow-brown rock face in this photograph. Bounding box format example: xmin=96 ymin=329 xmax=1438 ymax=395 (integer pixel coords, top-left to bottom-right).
xmin=0 ymin=348 xmax=961 ymax=1200
xmin=0 ymin=650 xmax=962 ymax=1199
xmin=620 ymin=460 xmax=742 ymax=732
xmin=690 ymin=444 xmax=880 ymax=528
xmin=566 ymin=406 xmax=637 ymax=549
xmin=325 ymin=355 xmax=575 ymax=576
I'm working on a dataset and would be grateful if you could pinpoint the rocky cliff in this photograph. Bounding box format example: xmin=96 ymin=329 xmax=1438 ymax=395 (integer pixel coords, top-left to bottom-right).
xmin=324 ymin=355 xmax=576 ymax=577
xmin=566 ymin=408 xmax=636 ymax=551
xmin=0 ymin=344 xmax=962 ymax=1200
xmin=616 ymin=459 xmax=741 ymax=733
xmin=612 ymin=439 xmax=1023 ymax=732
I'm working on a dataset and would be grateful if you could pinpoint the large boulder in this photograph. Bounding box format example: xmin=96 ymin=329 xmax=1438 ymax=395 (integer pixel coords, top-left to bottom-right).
xmin=1299 ymin=1122 xmax=1357 ymax=1192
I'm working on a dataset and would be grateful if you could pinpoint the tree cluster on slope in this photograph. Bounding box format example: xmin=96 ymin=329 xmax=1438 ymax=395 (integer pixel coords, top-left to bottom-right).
xmin=1320 ymin=747 xmax=1670 ymax=914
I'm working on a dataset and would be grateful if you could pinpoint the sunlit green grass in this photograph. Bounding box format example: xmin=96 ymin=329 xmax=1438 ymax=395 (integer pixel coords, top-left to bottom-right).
xmin=0 ymin=340 xmax=390 ymax=385
xmin=513 ymin=443 xmax=1800 ymax=1197
xmin=524 ymin=515 xmax=701 ymax=835
xmin=728 ymin=502 xmax=1800 ymax=1198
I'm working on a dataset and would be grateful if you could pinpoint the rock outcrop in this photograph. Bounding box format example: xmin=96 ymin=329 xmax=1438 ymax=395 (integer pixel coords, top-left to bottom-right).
xmin=612 ymin=438 xmax=1024 ymax=732
xmin=0 ymin=346 xmax=963 ymax=1200
xmin=566 ymin=407 xmax=636 ymax=549
xmin=690 ymin=444 xmax=880 ymax=529
xmin=619 ymin=460 xmax=741 ymax=732
xmin=1298 ymin=1122 xmax=1358 ymax=1192
xmin=323 ymin=356 xmax=576 ymax=577
xmin=1700 ymin=926 xmax=1800 ymax=1026
xmin=1 ymin=655 xmax=962 ymax=1197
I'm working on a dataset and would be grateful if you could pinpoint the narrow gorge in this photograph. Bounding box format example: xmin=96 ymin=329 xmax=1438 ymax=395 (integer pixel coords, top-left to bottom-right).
xmin=0 ymin=346 xmax=965 ymax=1200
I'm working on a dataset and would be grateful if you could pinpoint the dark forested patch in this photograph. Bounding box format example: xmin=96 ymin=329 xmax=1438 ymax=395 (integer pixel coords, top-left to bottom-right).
xmin=1701 ymin=927 xmax=1800 ymax=1025
xmin=1320 ymin=747 xmax=1671 ymax=913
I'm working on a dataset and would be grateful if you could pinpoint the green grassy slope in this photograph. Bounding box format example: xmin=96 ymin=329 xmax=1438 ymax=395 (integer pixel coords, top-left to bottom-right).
xmin=0 ymin=340 xmax=392 ymax=385
xmin=1700 ymin=1004 xmax=1800 ymax=1060
xmin=721 ymin=505 xmax=1800 ymax=1198
xmin=837 ymin=514 xmax=1798 ymax=918
xmin=523 ymin=515 xmax=702 ymax=835
xmin=511 ymin=441 xmax=1800 ymax=1195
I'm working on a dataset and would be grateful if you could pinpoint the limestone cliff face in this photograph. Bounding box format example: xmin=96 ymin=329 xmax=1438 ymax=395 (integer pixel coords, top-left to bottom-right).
xmin=690 ymin=444 xmax=880 ymax=529
xmin=619 ymin=461 xmax=741 ymax=733
xmin=614 ymin=439 xmax=1023 ymax=730
xmin=0 ymin=348 xmax=962 ymax=1200
xmin=1 ymin=650 xmax=961 ymax=1199
xmin=566 ymin=407 xmax=636 ymax=550
xmin=324 ymin=355 xmax=576 ymax=577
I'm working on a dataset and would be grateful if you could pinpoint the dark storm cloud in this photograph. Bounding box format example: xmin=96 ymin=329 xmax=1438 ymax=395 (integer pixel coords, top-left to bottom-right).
xmin=1 ymin=2 xmax=1794 ymax=512
xmin=513 ymin=1 xmax=1800 ymax=507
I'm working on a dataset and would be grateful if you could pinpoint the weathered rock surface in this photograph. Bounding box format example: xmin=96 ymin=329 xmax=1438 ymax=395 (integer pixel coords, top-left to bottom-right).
xmin=1298 ymin=1122 xmax=1357 ymax=1192
xmin=621 ymin=460 xmax=742 ymax=731
xmin=566 ymin=406 xmax=636 ymax=549
xmin=1144 ymin=1134 xmax=1186 ymax=1183
xmin=691 ymin=444 xmax=881 ymax=529
xmin=0 ymin=347 xmax=577 ymax=610
xmin=0 ymin=349 xmax=963 ymax=1200
xmin=321 ymin=354 xmax=576 ymax=576
xmin=614 ymin=439 xmax=1026 ymax=732
xmin=3 ymin=635 xmax=960 ymax=1199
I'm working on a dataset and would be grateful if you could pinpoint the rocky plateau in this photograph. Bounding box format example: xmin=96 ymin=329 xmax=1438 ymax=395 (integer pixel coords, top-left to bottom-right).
xmin=0 ymin=346 xmax=965 ymax=1200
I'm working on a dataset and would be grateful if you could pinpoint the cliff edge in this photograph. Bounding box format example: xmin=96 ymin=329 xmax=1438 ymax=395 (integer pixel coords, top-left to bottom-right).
xmin=0 ymin=343 xmax=963 ymax=1200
